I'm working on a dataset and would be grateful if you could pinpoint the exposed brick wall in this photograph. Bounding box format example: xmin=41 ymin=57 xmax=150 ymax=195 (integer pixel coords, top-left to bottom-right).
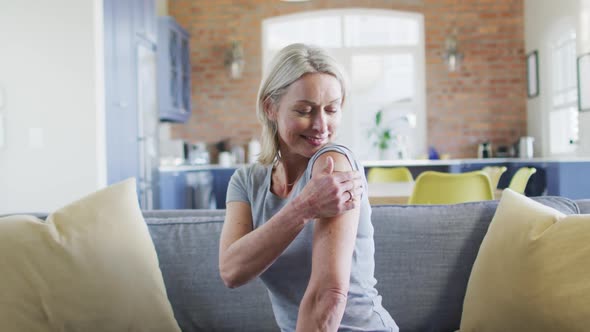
xmin=169 ymin=0 xmax=525 ymax=159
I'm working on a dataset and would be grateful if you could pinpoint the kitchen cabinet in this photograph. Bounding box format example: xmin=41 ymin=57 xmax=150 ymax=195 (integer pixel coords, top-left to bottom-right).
xmin=104 ymin=0 xmax=159 ymax=209
xmin=159 ymin=171 xmax=188 ymax=209
xmin=132 ymin=0 xmax=157 ymax=44
xmin=160 ymin=170 xmax=217 ymax=209
xmin=157 ymin=16 xmax=191 ymax=123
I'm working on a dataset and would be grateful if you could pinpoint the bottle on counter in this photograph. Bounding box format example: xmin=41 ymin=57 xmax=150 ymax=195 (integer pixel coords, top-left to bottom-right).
xmin=231 ymin=144 xmax=245 ymax=165
xmin=247 ymin=138 xmax=261 ymax=164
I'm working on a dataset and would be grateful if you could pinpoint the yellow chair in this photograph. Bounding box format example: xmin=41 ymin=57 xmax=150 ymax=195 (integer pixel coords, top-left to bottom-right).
xmin=482 ymin=166 xmax=507 ymax=189
xmin=408 ymin=171 xmax=494 ymax=205
xmin=367 ymin=167 xmax=414 ymax=183
xmin=507 ymin=167 xmax=537 ymax=194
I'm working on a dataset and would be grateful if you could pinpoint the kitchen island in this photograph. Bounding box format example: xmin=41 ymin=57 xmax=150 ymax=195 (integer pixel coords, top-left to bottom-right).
xmin=159 ymin=158 xmax=590 ymax=209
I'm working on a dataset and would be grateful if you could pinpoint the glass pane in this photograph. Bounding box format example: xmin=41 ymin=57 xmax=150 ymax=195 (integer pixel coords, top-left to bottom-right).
xmin=181 ymin=38 xmax=189 ymax=70
xmin=347 ymin=53 xmax=417 ymax=160
xmin=170 ymin=31 xmax=178 ymax=67
xmin=344 ymin=14 xmax=419 ymax=47
xmin=171 ymin=70 xmax=178 ymax=107
xmin=553 ymin=92 xmax=565 ymax=106
xmin=266 ymin=16 xmax=342 ymax=50
xmin=350 ymin=53 xmax=415 ymax=103
xmin=549 ymin=107 xmax=578 ymax=154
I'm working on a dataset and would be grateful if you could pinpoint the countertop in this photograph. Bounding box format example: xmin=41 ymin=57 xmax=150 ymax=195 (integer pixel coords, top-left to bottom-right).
xmin=160 ymin=157 xmax=590 ymax=172
xmin=361 ymin=157 xmax=590 ymax=167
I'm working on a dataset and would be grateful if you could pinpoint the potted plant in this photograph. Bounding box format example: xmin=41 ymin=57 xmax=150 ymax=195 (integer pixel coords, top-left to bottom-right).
xmin=367 ymin=110 xmax=395 ymax=160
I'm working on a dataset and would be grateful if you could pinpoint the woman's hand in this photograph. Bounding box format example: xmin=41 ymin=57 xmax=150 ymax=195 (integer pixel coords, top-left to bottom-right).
xmin=297 ymin=155 xmax=363 ymax=220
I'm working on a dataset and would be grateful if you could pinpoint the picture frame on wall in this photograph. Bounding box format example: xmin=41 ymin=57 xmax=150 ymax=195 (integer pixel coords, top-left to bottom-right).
xmin=526 ymin=50 xmax=539 ymax=98
xmin=578 ymin=53 xmax=590 ymax=112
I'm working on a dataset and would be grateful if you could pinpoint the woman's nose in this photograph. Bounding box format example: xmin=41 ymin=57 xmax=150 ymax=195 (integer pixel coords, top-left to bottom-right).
xmin=312 ymin=112 xmax=328 ymax=132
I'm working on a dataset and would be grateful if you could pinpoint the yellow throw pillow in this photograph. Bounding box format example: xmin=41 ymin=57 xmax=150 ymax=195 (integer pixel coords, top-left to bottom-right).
xmin=0 ymin=179 xmax=180 ymax=332
xmin=461 ymin=189 xmax=590 ymax=331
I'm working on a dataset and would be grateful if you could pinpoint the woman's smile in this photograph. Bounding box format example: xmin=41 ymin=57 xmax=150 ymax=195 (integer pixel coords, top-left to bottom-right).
xmin=301 ymin=134 xmax=329 ymax=147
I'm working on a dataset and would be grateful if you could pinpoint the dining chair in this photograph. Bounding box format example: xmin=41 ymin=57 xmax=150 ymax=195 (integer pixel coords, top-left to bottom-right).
xmin=507 ymin=167 xmax=537 ymax=194
xmin=408 ymin=170 xmax=494 ymax=204
xmin=481 ymin=166 xmax=507 ymax=189
xmin=367 ymin=167 xmax=414 ymax=183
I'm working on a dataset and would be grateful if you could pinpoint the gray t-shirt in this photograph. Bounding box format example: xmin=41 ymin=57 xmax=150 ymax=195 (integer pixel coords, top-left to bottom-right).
xmin=226 ymin=144 xmax=398 ymax=332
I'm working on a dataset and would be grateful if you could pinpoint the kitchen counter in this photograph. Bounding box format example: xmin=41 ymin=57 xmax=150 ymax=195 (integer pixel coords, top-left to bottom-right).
xmin=158 ymin=158 xmax=590 ymax=210
xmin=362 ymin=157 xmax=590 ymax=167
xmin=159 ymin=164 xmax=248 ymax=172
xmin=160 ymin=157 xmax=590 ymax=172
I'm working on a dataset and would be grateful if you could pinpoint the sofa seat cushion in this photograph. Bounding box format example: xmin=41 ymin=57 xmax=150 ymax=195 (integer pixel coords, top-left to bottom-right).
xmin=461 ymin=189 xmax=590 ymax=331
xmin=0 ymin=179 xmax=180 ymax=332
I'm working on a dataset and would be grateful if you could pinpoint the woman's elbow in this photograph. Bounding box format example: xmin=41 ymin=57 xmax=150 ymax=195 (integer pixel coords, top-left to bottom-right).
xmin=319 ymin=286 xmax=349 ymax=306
xmin=313 ymin=286 xmax=349 ymax=314
xmin=219 ymin=260 xmax=241 ymax=289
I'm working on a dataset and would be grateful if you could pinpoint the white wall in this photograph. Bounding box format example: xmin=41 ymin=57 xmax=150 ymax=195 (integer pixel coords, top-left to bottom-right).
xmin=525 ymin=0 xmax=590 ymax=157
xmin=0 ymin=0 xmax=106 ymax=214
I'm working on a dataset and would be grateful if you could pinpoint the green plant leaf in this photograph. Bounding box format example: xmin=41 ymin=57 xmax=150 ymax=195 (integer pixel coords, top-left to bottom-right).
xmin=375 ymin=111 xmax=382 ymax=126
xmin=383 ymin=130 xmax=391 ymax=140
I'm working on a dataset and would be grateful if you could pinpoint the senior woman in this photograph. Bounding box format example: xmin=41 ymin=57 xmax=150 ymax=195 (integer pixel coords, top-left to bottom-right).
xmin=219 ymin=43 xmax=398 ymax=332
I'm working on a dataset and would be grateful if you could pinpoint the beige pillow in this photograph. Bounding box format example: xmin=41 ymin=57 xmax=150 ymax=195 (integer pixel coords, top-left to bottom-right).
xmin=0 ymin=179 xmax=180 ymax=332
xmin=461 ymin=189 xmax=590 ymax=331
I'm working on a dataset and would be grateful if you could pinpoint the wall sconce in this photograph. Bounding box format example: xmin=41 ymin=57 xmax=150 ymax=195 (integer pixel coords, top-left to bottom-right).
xmin=224 ymin=41 xmax=245 ymax=79
xmin=442 ymin=28 xmax=463 ymax=72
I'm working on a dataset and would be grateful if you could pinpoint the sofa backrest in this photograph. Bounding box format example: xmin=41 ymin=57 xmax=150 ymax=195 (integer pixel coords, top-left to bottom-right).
xmin=144 ymin=196 xmax=579 ymax=332
xmin=143 ymin=210 xmax=278 ymax=331
xmin=370 ymin=196 xmax=578 ymax=331
xmin=576 ymin=199 xmax=590 ymax=213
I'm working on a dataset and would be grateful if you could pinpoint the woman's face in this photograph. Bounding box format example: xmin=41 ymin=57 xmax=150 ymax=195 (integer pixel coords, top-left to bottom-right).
xmin=268 ymin=73 xmax=343 ymax=160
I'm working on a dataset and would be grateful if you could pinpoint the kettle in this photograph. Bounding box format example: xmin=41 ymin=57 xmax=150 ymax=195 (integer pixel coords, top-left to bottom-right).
xmin=518 ymin=136 xmax=535 ymax=158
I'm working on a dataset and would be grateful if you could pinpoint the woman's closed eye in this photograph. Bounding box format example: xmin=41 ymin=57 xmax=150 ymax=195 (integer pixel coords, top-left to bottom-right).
xmin=294 ymin=107 xmax=313 ymax=115
xmin=325 ymin=106 xmax=339 ymax=114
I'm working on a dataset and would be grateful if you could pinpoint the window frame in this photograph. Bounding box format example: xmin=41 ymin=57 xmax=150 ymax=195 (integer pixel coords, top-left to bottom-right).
xmin=548 ymin=24 xmax=578 ymax=155
xmin=262 ymin=9 xmax=426 ymax=160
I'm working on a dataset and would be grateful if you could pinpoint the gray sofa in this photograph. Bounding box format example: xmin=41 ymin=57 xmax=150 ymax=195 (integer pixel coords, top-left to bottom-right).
xmin=144 ymin=197 xmax=590 ymax=332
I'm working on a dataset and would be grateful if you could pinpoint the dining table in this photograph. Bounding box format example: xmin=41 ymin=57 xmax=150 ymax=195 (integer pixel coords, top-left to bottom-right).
xmin=367 ymin=182 xmax=415 ymax=205
xmin=367 ymin=181 xmax=503 ymax=205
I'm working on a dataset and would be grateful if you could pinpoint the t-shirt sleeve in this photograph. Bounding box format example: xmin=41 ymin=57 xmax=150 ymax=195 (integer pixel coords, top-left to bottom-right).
xmin=305 ymin=144 xmax=367 ymax=198
xmin=307 ymin=144 xmax=362 ymax=178
xmin=226 ymin=166 xmax=250 ymax=204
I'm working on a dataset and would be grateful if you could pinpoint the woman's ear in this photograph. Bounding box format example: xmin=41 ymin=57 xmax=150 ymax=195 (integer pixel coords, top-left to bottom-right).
xmin=264 ymin=98 xmax=277 ymax=121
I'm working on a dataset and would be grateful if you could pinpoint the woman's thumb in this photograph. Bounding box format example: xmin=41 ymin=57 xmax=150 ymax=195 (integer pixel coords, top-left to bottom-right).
xmin=322 ymin=156 xmax=334 ymax=174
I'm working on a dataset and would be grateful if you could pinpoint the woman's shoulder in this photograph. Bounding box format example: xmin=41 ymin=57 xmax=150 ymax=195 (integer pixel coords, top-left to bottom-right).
xmin=233 ymin=162 xmax=270 ymax=184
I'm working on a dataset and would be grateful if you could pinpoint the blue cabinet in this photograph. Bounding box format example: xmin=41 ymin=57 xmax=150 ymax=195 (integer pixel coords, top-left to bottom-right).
xmin=104 ymin=0 xmax=139 ymax=185
xmin=132 ymin=0 xmax=157 ymax=43
xmin=157 ymin=16 xmax=191 ymax=123
xmin=104 ymin=0 xmax=159 ymax=209
xmin=160 ymin=170 xmax=218 ymax=209
xmin=159 ymin=171 xmax=188 ymax=209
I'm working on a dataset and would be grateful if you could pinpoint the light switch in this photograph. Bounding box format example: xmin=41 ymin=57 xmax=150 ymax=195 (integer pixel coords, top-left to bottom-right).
xmin=29 ymin=127 xmax=44 ymax=149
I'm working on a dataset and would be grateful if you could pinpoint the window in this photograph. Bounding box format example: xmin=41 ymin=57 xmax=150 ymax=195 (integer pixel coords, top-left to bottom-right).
xmin=262 ymin=9 xmax=426 ymax=160
xmin=549 ymin=27 xmax=578 ymax=155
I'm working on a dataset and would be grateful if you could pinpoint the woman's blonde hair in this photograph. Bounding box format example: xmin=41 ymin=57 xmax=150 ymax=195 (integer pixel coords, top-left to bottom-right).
xmin=255 ymin=43 xmax=348 ymax=165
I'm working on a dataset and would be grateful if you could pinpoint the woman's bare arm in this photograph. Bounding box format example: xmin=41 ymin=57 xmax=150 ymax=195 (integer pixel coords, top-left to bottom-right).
xmin=219 ymin=199 xmax=308 ymax=288
xmin=219 ymin=159 xmax=362 ymax=288
xmin=296 ymin=152 xmax=361 ymax=331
